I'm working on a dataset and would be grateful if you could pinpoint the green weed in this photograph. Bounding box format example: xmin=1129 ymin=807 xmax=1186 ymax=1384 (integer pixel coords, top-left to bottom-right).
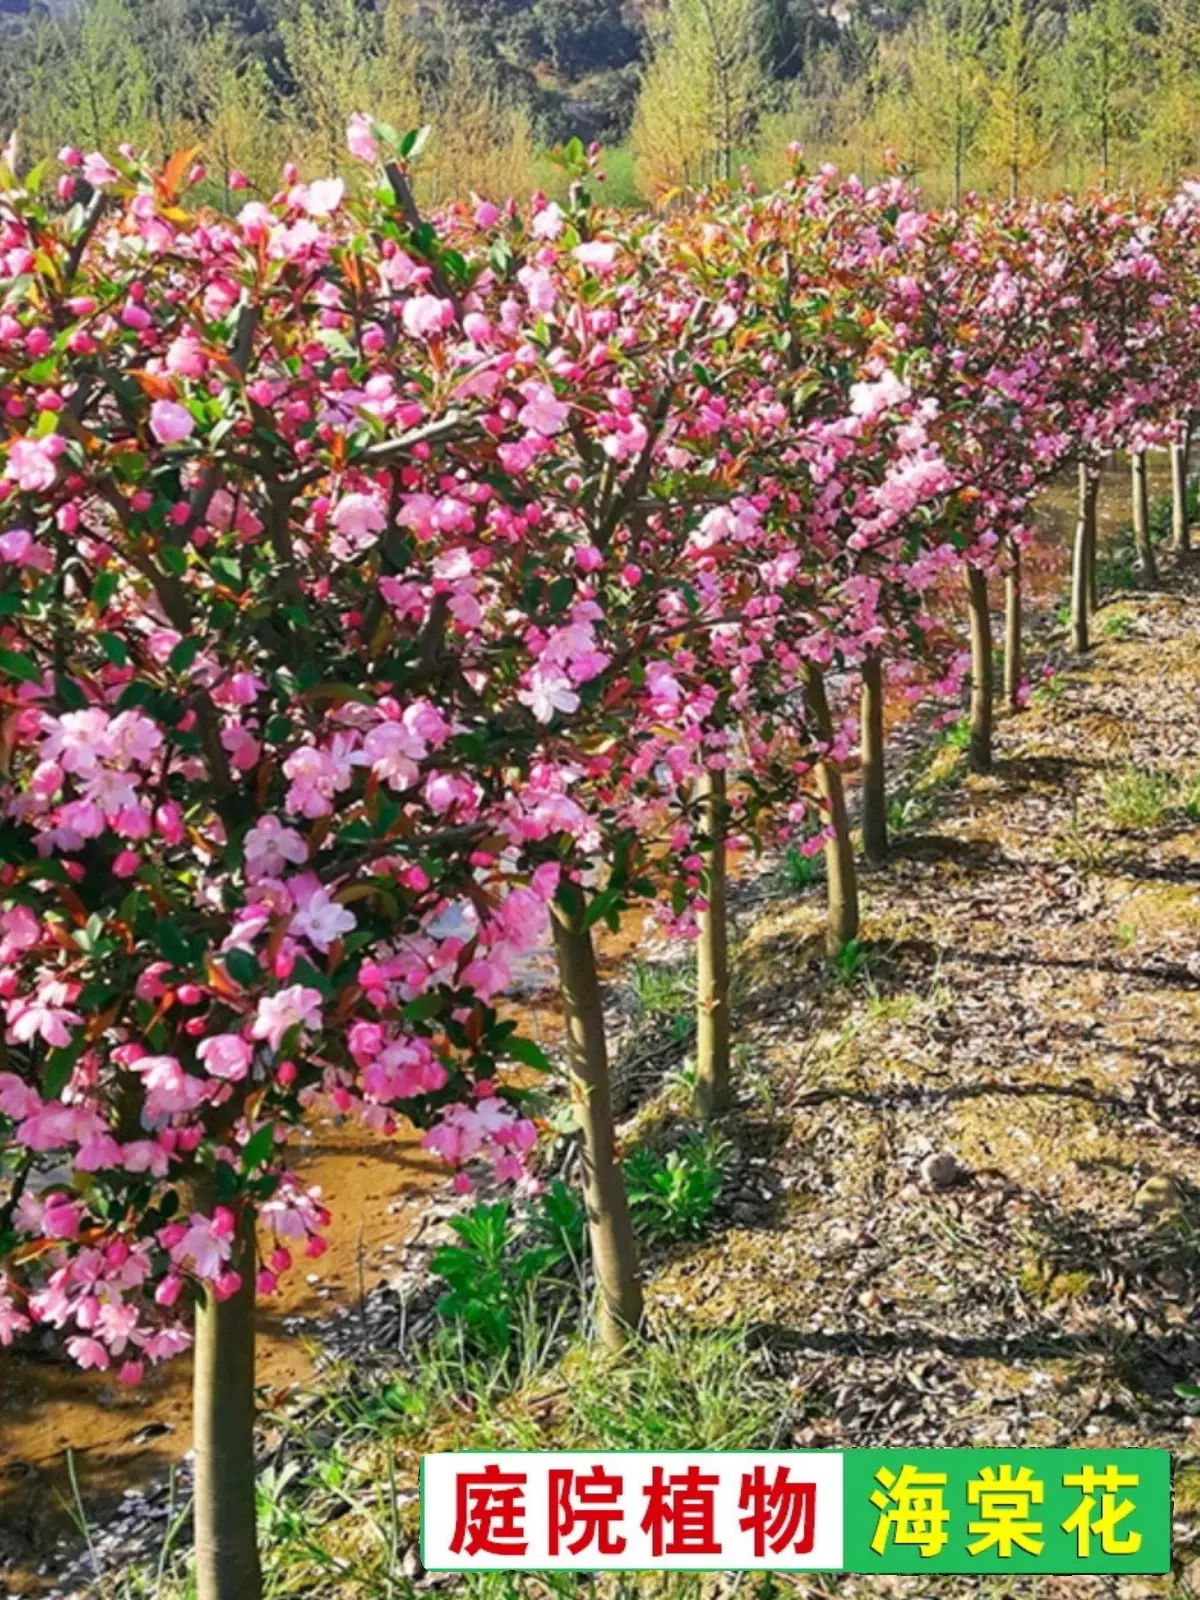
xmin=624 ymin=1131 xmax=731 ymax=1245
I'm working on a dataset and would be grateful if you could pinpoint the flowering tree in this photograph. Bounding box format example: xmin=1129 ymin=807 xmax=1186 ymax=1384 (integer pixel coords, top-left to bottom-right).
xmin=0 ymin=139 xmax=564 ymax=1598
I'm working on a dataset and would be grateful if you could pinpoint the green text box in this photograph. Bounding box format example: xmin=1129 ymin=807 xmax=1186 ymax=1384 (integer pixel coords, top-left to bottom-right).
xmin=844 ymin=1449 xmax=1171 ymax=1574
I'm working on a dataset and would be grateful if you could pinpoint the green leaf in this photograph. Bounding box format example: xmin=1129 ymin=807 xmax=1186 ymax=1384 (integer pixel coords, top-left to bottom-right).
xmin=224 ymin=947 xmax=260 ymax=988
xmin=158 ymin=919 xmax=194 ymax=968
xmin=505 ymin=1036 xmax=552 ymax=1072
xmin=43 ymin=1038 xmax=83 ymax=1099
xmin=97 ymin=632 xmax=129 ymax=666
xmin=92 ymin=570 xmax=119 ymax=610
xmin=111 ymin=451 xmax=149 ymax=485
xmin=0 ymin=648 xmax=41 ymax=686
xmin=241 ymin=1122 xmax=276 ymax=1172
xmin=209 ymin=555 xmax=243 ymax=589
xmin=547 ymin=575 xmax=574 ymax=615
xmin=583 ymin=886 xmax=622 ymax=931
xmin=158 ymin=545 xmax=188 ymax=577
xmin=403 ymin=991 xmax=444 ymax=1024
xmin=168 ymin=637 xmax=201 ymax=674
xmin=399 ymin=125 xmax=431 ymax=161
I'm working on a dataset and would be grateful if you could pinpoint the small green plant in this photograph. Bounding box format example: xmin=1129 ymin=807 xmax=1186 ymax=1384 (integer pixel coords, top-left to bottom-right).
xmin=1101 ymin=764 xmax=1174 ymax=829
xmin=732 ymin=1041 xmax=775 ymax=1111
xmin=1149 ymin=493 xmax=1173 ymax=541
xmin=1031 ymin=670 xmax=1066 ymax=705
xmin=779 ymin=842 xmax=821 ymax=892
xmin=663 ymin=1055 xmax=699 ymax=1098
xmin=944 ymin=716 xmax=972 ymax=751
xmin=1052 ymin=800 xmax=1112 ymax=870
xmin=624 ymin=1131 xmax=731 ymax=1245
xmin=1095 ymin=535 xmax=1136 ymax=592
xmin=566 ymin=1324 xmax=781 ymax=1451
xmin=832 ymin=936 xmax=868 ymax=984
xmin=1100 ymin=608 xmax=1134 ymax=639
xmin=431 ymin=1184 xmax=586 ymax=1355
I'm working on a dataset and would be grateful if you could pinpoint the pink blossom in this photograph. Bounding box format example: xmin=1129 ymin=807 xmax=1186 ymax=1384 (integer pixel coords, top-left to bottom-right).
xmin=165 ymin=335 xmax=207 ymax=378
xmin=149 ymin=401 xmax=195 ymax=445
xmin=305 ymin=178 xmax=345 ymax=218
xmin=289 ymin=883 xmax=356 ymax=953
xmin=574 ymin=241 xmax=617 ymax=271
xmin=347 ymin=115 xmax=378 ymax=164
xmin=66 ymin=1335 xmax=110 ymax=1370
xmin=81 ymin=153 xmax=118 ymax=187
xmin=5 ymin=434 xmax=65 ymax=492
xmin=171 ymin=1213 xmax=234 ymax=1280
xmin=196 ymin=1034 xmax=252 ymax=1082
xmin=0 ymin=1283 xmax=30 ymax=1346
xmin=252 ymin=985 xmax=323 ymax=1053
xmin=245 ymin=815 xmax=308 ymax=878
xmin=402 ymin=295 xmax=456 ymax=340
xmin=331 ymin=492 xmax=386 ymax=550
xmin=517 ymin=383 xmax=570 ymax=437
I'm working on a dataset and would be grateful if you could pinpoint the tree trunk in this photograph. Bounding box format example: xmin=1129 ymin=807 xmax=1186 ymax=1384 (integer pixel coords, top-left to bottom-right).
xmin=1172 ymin=423 xmax=1191 ymax=553
xmin=550 ymin=884 xmax=643 ymax=1349
xmin=1071 ymin=462 xmax=1091 ymax=655
xmin=194 ymin=1201 xmax=262 ymax=1600
xmin=860 ymin=649 xmax=887 ymax=864
xmin=1086 ymin=469 xmax=1100 ymax=613
xmin=1003 ymin=540 xmax=1022 ymax=709
xmin=695 ymin=766 xmax=731 ymax=1120
xmin=965 ymin=564 xmax=993 ymax=774
xmin=804 ymin=662 xmax=859 ymax=955
xmin=1131 ymin=449 xmax=1158 ymax=584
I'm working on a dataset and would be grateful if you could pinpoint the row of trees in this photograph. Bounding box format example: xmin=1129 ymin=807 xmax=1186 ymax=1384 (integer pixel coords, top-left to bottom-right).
xmin=636 ymin=0 xmax=1200 ymax=199
xmin=8 ymin=0 xmax=1200 ymax=208
xmin=1 ymin=123 xmax=1198 ymax=1598
xmin=0 ymin=0 xmax=540 ymax=205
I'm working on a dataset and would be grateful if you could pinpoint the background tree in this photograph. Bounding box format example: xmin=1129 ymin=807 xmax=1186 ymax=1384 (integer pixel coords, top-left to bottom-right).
xmin=181 ymin=23 xmax=279 ymax=202
xmin=903 ymin=0 xmax=990 ymax=203
xmin=277 ymin=0 xmax=385 ymax=176
xmin=20 ymin=0 xmax=156 ymax=161
xmin=633 ymin=0 xmax=772 ymax=191
xmin=1055 ymin=0 xmax=1144 ymax=186
xmin=1142 ymin=0 xmax=1200 ymax=182
xmin=980 ymin=0 xmax=1054 ymax=199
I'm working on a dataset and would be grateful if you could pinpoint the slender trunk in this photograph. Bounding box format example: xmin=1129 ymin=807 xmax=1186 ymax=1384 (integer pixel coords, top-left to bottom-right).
xmin=1071 ymin=461 xmax=1091 ymax=654
xmin=1131 ymin=449 xmax=1158 ymax=584
xmin=194 ymin=1200 xmax=262 ymax=1600
xmin=1003 ymin=540 xmax=1022 ymax=709
xmin=695 ymin=766 xmax=731 ymax=1120
xmin=1172 ymin=423 xmax=1191 ymax=553
xmin=550 ymin=884 xmax=643 ymax=1349
xmin=860 ymin=648 xmax=888 ymax=864
xmin=965 ymin=564 xmax=993 ymax=774
xmin=804 ymin=662 xmax=859 ymax=955
xmin=1086 ymin=470 xmax=1100 ymax=613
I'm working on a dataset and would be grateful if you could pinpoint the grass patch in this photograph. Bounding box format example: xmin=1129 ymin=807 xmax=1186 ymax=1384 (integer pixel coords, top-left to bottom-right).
xmin=627 ymin=959 xmax=694 ymax=1019
xmin=1100 ymin=607 xmax=1135 ymax=639
xmin=1099 ymin=763 xmax=1200 ymax=829
xmin=1101 ymin=765 xmax=1174 ymax=828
